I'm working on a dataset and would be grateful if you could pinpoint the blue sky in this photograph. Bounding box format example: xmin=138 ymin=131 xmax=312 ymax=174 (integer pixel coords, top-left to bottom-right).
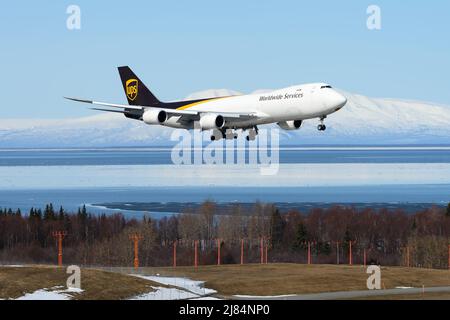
xmin=0 ymin=1 xmax=449 ymax=118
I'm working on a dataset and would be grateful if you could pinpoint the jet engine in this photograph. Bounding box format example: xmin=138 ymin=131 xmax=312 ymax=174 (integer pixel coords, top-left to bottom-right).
xmin=199 ymin=113 xmax=225 ymax=130
xmin=277 ymin=120 xmax=302 ymax=130
xmin=142 ymin=109 xmax=167 ymax=125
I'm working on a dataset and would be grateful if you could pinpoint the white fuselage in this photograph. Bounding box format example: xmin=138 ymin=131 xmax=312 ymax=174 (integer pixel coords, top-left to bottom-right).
xmin=163 ymin=83 xmax=347 ymax=129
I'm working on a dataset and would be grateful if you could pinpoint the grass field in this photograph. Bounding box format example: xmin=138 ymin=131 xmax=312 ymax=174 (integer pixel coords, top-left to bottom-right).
xmin=142 ymin=263 xmax=450 ymax=297
xmin=1 ymin=264 xmax=449 ymax=299
xmin=0 ymin=266 xmax=161 ymax=300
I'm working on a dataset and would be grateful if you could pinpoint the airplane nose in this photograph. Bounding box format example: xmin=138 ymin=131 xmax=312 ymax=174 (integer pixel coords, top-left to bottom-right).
xmin=332 ymin=91 xmax=347 ymax=109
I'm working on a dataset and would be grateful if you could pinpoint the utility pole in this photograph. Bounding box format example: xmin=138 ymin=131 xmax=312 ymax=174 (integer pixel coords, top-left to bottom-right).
xmin=129 ymin=234 xmax=143 ymax=270
xmin=52 ymin=231 xmax=67 ymax=267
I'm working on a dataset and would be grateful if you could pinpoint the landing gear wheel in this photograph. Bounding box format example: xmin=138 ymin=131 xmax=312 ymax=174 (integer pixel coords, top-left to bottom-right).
xmin=225 ymin=129 xmax=237 ymax=140
xmin=246 ymin=128 xmax=257 ymax=141
xmin=317 ymin=116 xmax=327 ymax=131
xmin=211 ymin=129 xmax=223 ymax=141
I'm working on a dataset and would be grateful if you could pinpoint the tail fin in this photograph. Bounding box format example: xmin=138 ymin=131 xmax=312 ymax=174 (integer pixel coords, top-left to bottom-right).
xmin=118 ymin=66 xmax=160 ymax=106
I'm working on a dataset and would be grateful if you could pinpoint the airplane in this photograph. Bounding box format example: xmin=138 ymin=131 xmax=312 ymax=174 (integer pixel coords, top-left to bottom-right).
xmin=65 ymin=66 xmax=347 ymax=141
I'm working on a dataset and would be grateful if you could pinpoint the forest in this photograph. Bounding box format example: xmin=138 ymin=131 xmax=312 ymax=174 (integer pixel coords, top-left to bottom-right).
xmin=0 ymin=202 xmax=449 ymax=269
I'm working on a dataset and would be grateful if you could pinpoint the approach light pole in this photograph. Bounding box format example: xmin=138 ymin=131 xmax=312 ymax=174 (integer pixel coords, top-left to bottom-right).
xmin=52 ymin=231 xmax=67 ymax=267
xmin=129 ymin=234 xmax=144 ymax=270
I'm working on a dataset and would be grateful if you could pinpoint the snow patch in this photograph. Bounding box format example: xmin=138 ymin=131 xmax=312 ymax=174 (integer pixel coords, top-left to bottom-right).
xmin=0 ymin=265 xmax=25 ymax=268
xmin=14 ymin=286 xmax=84 ymax=300
xmin=233 ymin=294 xmax=297 ymax=299
xmin=130 ymin=286 xmax=199 ymax=300
xmin=132 ymin=275 xmax=217 ymax=296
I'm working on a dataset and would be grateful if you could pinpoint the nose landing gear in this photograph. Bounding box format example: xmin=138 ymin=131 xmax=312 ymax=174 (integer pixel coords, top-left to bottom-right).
xmin=317 ymin=116 xmax=327 ymax=131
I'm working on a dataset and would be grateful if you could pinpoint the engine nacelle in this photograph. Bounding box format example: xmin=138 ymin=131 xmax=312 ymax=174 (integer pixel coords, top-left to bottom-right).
xmin=277 ymin=120 xmax=302 ymax=130
xmin=199 ymin=113 xmax=225 ymax=130
xmin=142 ymin=109 xmax=167 ymax=125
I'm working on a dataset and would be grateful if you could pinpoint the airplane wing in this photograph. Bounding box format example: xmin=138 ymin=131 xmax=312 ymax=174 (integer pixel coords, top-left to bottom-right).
xmin=64 ymin=97 xmax=258 ymax=120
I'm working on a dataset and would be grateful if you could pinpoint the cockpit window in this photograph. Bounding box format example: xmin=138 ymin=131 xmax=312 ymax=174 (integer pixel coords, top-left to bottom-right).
xmin=321 ymin=85 xmax=332 ymax=89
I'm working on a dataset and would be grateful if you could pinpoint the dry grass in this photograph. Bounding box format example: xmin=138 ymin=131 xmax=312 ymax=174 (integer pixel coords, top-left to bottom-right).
xmin=2 ymin=264 xmax=448 ymax=299
xmin=0 ymin=266 xmax=161 ymax=300
xmin=143 ymin=263 xmax=450 ymax=296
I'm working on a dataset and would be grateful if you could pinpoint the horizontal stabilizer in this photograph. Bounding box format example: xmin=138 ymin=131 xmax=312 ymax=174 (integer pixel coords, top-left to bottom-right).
xmin=89 ymin=108 xmax=126 ymax=113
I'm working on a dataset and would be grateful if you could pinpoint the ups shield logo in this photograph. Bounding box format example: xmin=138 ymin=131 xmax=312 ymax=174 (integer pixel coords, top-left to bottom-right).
xmin=126 ymin=79 xmax=138 ymax=101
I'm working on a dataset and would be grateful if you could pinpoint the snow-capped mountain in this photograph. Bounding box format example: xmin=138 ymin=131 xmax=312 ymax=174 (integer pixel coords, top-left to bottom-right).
xmin=0 ymin=89 xmax=449 ymax=147
xmin=291 ymin=90 xmax=450 ymax=144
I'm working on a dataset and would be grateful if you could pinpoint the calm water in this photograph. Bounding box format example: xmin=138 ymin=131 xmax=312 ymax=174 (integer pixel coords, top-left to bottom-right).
xmin=1 ymin=147 xmax=450 ymax=166
xmin=0 ymin=147 xmax=449 ymax=218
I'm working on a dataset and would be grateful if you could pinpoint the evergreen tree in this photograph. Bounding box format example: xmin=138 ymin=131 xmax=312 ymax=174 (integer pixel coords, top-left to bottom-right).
xmin=411 ymin=217 xmax=417 ymax=230
xmin=78 ymin=205 xmax=89 ymax=241
xmin=343 ymin=228 xmax=354 ymax=250
xmin=63 ymin=211 xmax=71 ymax=231
xmin=36 ymin=209 xmax=42 ymax=220
xmin=58 ymin=206 xmax=65 ymax=221
xmin=292 ymin=222 xmax=308 ymax=251
xmin=446 ymin=203 xmax=450 ymax=217
xmin=78 ymin=205 xmax=88 ymax=220
xmin=44 ymin=203 xmax=56 ymax=221
xmin=270 ymin=209 xmax=284 ymax=248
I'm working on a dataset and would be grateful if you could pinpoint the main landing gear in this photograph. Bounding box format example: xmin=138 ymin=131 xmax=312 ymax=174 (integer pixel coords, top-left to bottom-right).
xmin=317 ymin=116 xmax=327 ymax=131
xmin=245 ymin=126 xmax=258 ymax=141
xmin=210 ymin=128 xmax=238 ymax=141
xmin=209 ymin=126 xmax=259 ymax=141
